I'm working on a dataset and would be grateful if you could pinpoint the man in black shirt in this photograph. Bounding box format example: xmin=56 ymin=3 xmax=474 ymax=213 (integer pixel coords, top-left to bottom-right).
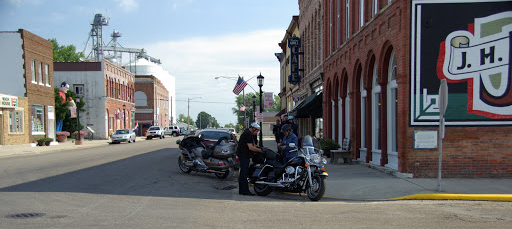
xmin=237 ymin=123 xmax=263 ymax=196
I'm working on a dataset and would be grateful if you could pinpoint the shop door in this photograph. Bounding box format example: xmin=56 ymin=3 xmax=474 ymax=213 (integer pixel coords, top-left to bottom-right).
xmin=48 ymin=106 xmax=55 ymax=141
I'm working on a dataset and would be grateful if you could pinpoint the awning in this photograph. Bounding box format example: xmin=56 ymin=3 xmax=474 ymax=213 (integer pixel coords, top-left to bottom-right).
xmin=289 ymin=91 xmax=323 ymax=118
xmin=276 ymin=108 xmax=287 ymax=117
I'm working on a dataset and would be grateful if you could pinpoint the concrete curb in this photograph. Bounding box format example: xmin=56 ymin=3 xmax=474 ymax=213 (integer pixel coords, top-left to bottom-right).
xmin=386 ymin=194 xmax=512 ymax=201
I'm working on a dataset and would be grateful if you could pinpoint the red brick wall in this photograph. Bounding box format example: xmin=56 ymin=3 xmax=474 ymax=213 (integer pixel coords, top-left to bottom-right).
xmin=20 ymin=29 xmax=55 ymax=143
xmin=320 ymin=0 xmax=512 ymax=177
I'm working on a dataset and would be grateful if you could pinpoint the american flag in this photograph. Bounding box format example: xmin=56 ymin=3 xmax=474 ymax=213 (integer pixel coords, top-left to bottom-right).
xmin=240 ymin=104 xmax=246 ymax=111
xmin=232 ymin=76 xmax=247 ymax=95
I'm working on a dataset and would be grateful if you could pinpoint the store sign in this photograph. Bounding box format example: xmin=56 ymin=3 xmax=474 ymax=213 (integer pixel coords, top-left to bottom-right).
xmin=410 ymin=0 xmax=512 ymax=126
xmin=0 ymin=94 xmax=18 ymax=108
xmin=288 ymin=36 xmax=301 ymax=85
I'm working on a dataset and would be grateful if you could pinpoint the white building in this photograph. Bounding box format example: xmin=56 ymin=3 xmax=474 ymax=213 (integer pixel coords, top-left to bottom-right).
xmin=124 ymin=58 xmax=176 ymax=124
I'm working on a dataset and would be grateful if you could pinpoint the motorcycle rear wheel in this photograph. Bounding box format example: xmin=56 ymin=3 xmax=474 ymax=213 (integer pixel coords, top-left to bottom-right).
xmin=178 ymin=155 xmax=192 ymax=173
xmin=215 ymin=169 xmax=230 ymax=179
xmin=307 ymin=175 xmax=326 ymax=201
xmin=254 ymin=183 xmax=273 ymax=196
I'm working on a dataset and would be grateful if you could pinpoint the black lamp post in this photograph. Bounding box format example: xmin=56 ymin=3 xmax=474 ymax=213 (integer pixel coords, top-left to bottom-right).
xmin=123 ymin=104 xmax=126 ymax=129
xmin=257 ymin=73 xmax=264 ymax=147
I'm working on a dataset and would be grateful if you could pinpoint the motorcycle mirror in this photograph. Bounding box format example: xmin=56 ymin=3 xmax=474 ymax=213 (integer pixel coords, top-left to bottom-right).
xmin=176 ymin=139 xmax=181 ymax=144
xmin=289 ymin=143 xmax=296 ymax=148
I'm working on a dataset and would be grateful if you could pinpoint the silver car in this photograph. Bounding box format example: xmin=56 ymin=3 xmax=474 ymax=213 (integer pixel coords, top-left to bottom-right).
xmin=111 ymin=129 xmax=136 ymax=144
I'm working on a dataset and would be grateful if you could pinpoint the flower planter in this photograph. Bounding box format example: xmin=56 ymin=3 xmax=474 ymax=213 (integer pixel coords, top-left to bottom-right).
xmin=45 ymin=141 xmax=51 ymax=146
xmin=57 ymin=135 xmax=68 ymax=143
xmin=75 ymin=136 xmax=84 ymax=145
xmin=37 ymin=140 xmax=45 ymax=146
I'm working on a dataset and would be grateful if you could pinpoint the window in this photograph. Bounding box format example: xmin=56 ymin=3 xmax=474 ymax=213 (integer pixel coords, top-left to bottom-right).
xmin=110 ymin=117 xmax=114 ymax=130
xmin=372 ymin=0 xmax=378 ymax=17
xmin=38 ymin=62 xmax=43 ymax=84
xmin=74 ymin=84 xmax=84 ymax=97
xmin=9 ymin=110 xmax=23 ymax=133
xmin=387 ymin=52 xmax=398 ymax=153
xmin=371 ymin=63 xmax=381 ymax=151
xmin=31 ymin=60 xmax=36 ymax=83
xmin=360 ymin=0 xmax=365 ymax=28
xmin=45 ymin=64 xmax=50 ymax=86
xmin=31 ymin=105 xmax=45 ymax=134
xmin=346 ymin=0 xmax=350 ymax=40
xmin=360 ymin=73 xmax=367 ymax=149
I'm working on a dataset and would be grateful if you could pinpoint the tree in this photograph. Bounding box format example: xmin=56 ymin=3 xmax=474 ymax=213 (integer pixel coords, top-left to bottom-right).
xmin=195 ymin=111 xmax=220 ymax=129
xmin=231 ymin=91 xmax=280 ymax=129
xmin=49 ymin=38 xmax=86 ymax=62
xmin=177 ymin=113 xmax=194 ymax=126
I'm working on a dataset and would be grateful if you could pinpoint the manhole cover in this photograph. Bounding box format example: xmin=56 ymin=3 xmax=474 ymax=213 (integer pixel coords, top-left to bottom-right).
xmin=5 ymin=213 xmax=46 ymax=219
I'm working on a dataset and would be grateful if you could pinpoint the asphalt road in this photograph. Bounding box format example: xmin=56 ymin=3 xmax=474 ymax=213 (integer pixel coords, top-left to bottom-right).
xmin=0 ymin=137 xmax=511 ymax=229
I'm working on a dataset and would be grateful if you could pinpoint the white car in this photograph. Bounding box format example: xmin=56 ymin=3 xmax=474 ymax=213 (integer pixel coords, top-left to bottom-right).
xmin=146 ymin=126 xmax=165 ymax=139
xmin=111 ymin=129 xmax=136 ymax=144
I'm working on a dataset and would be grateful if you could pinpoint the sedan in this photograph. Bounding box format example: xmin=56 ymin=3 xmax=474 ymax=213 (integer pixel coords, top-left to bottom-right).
xmin=111 ymin=129 xmax=136 ymax=144
xmin=196 ymin=129 xmax=237 ymax=149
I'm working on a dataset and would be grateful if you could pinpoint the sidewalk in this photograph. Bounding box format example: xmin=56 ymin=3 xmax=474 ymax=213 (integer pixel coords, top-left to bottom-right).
xmin=261 ymin=139 xmax=512 ymax=201
xmin=1 ymin=137 xmax=510 ymax=201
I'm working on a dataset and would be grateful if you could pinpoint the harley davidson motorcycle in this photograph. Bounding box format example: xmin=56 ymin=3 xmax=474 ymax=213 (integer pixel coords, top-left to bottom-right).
xmin=176 ymin=136 xmax=238 ymax=179
xmin=248 ymin=135 xmax=328 ymax=201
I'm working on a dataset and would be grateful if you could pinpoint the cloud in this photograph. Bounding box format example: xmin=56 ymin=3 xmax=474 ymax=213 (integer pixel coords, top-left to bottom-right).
xmin=114 ymin=0 xmax=138 ymax=12
xmin=5 ymin=0 xmax=41 ymax=6
xmin=140 ymin=29 xmax=284 ymax=125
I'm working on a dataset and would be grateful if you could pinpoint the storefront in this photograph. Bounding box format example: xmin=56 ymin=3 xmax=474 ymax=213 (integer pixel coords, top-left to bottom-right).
xmin=0 ymin=94 xmax=29 ymax=145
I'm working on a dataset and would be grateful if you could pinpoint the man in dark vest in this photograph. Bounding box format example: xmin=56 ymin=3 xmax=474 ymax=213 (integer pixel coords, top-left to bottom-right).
xmin=237 ymin=122 xmax=263 ymax=196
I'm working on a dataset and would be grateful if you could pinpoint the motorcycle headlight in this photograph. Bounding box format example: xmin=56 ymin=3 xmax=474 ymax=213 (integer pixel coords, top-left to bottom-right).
xmin=322 ymin=157 xmax=328 ymax=165
xmin=313 ymin=155 xmax=322 ymax=164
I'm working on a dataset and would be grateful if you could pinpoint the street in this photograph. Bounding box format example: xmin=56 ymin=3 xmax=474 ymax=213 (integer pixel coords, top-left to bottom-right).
xmin=0 ymin=138 xmax=511 ymax=229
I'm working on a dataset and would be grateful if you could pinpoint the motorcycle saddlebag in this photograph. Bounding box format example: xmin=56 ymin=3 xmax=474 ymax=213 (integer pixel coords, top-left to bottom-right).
xmin=213 ymin=142 xmax=236 ymax=158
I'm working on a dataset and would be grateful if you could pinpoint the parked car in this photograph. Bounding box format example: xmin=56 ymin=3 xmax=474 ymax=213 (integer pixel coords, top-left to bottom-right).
xmin=146 ymin=126 xmax=165 ymax=139
xmin=195 ymin=129 xmax=237 ymax=149
xmin=164 ymin=125 xmax=181 ymax=137
xmin=111 ymin=129 xmax=136 ymax=144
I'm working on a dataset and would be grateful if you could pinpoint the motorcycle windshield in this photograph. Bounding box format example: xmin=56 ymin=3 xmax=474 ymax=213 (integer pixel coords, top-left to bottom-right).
xmin=301 ymin=135 xmax=321 ymax=155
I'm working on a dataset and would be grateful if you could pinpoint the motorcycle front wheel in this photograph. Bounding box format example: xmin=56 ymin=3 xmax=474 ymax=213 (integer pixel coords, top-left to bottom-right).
xmin=307 ymin=175 xmax=326 ymax=201
xmin=178 ymin=155 xmax=192 ymax=173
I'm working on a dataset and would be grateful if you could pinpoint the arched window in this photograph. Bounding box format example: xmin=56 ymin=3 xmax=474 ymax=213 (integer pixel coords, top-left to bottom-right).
xmin=135 ymin=91 xmax=148 ymax=106
xmin=371 ymin=62 xmax=381 ymax=164
xmin=344 ymin=82 xmax=350 ymax=139
xmin=387 ymin=51 xmax=398 ymax=169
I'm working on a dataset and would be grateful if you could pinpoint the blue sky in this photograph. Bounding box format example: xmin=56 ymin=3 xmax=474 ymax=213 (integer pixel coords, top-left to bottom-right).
xmin=0 ymin=0 xmax=299 ymax=126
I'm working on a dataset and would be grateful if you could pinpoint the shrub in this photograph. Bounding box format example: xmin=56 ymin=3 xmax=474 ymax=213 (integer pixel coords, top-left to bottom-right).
xmin=36 ymin=137 xmax=53 ymax=142
xmin=319 ymin=138 xmax=340 ymax=151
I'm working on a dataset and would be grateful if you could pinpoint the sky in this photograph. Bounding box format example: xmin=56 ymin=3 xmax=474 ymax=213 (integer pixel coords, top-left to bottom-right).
xmin=0 ymin=0 xmax=299 ymax=126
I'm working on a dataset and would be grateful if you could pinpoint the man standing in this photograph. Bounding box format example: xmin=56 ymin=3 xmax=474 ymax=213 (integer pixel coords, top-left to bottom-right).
xmin=272 ymin=119 xmax=283 ymax=144
xmin=237 ymin=123 xmax=263 ymax=196
xmin=278 ymin=124 xmax=298 ymax=163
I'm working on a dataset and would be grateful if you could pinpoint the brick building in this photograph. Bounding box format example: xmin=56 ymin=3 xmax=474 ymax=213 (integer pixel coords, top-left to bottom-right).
xmin=319 ymin=0 xmax=511 ymax=177
xmin=0 ymin=29 xmax=55 ymax=145
xmin=134 ymin=75 xmax=169 ymax=136
xmin=54 ymin=59 xmax=135 ymax=139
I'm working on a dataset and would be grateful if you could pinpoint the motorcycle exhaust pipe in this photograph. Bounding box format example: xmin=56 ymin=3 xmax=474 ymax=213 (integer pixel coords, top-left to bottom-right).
xmin=255 ymin=181 xmax=285 ymax=188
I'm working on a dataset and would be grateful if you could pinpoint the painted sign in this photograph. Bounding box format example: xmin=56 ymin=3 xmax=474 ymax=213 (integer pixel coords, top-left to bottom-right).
xmin=411 ymin=0 xmax=512 ymax=125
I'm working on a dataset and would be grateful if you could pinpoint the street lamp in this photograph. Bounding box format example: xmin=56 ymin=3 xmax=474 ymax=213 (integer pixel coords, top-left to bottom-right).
xmin=123 ymin=104 xmax=126 ymax=129
xmin=257 ymin=73 xmax=264 ymax=147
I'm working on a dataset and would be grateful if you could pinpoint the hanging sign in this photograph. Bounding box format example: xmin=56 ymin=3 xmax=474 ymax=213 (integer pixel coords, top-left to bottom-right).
xmin=288 ymin=35 xmax=301 ymax=85
xmin=264 ymin=92 xmax=273 ymax=110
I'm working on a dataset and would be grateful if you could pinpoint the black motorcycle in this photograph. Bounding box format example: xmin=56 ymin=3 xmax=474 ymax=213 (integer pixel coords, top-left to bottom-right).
xmin=176 ymin=136 xmax=237 ymax=179
xmin=248 ymin=135 xmax=328 ymax=201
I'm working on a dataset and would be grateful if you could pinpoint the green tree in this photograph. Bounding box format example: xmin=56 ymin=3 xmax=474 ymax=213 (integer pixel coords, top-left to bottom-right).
xmin=177 ymin=113 xmax=194 ymax=126
xmin=196 ymin=112 xmax=209 ymax=129
xmin=271 ymin=94 xmax=281 ymax=112
xmin=49 ymin=38 xmax=86 ymax=62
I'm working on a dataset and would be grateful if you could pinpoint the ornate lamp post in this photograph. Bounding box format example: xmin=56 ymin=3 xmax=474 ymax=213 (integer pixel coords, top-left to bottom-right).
xmin=257 ymin=73 xmax=264 ymax=147
xmin=123 ymin=104 xmax=126 ymax=128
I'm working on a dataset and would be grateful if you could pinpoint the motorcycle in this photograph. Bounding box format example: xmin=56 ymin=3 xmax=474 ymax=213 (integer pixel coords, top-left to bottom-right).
xmin=176 ymin=135 xmax=238 ymax=179
xmin=248 ymin=135 xmax=329 ymax=201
